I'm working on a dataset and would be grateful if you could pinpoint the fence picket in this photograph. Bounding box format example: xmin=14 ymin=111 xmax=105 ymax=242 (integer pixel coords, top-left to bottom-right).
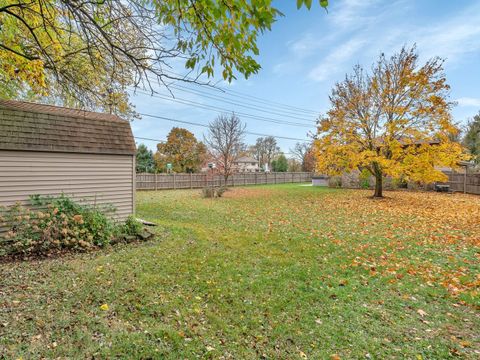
xmin=137 ymin=171 xmax=480 ymax=195
xmin=136 ymin=172 xmax=314 ymax=190
xmin=444 ymin=172 xmax=480 ymax=195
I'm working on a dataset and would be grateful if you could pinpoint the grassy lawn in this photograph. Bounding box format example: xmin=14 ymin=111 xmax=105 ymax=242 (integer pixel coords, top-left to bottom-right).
xmin=1 ymin=184 xmax=479 ymax=359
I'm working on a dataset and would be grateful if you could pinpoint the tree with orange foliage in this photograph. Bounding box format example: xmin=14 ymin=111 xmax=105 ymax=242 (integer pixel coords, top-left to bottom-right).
xmin=315 ymin=46 xmax=466 ymax=197
xmin=155 ymin=128 xmax=207 ymax=173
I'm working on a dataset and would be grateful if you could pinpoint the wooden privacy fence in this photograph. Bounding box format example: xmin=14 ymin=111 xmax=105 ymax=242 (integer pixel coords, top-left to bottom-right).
xmin=445 ymin=172 xmax=480 ymax=195
xmin=136 ymin=172 xmax=313 ymax=190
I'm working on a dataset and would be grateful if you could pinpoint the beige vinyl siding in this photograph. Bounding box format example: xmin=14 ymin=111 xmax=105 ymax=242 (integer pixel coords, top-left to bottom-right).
xmin=0 ymin=150 xmax=134 ymax=221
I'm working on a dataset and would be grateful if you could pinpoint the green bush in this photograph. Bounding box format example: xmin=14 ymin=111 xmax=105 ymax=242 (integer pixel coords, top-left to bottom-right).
xmin=122 ymin=215 xmax=144 ymax=236
xmin=359 ymin=168 xmax=372 ymax=189
xmin=0 ymin=195 xmax=146 ymax=257
xmin=391 ymin=177 xmax=408 ymax=189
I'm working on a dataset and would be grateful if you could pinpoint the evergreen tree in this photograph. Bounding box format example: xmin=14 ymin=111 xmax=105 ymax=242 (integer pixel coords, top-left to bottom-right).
xmin=272 ymin=154 xmax=288 ymax=172
xmin=136 ymin=144 xmax=155 ymax=173
xmin=463 ymin=112 xmax=480 ymax=163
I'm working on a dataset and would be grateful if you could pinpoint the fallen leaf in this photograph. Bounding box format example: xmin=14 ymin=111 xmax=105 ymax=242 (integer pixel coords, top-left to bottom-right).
xmin=417 ymin=309 xmax=427 ymax=317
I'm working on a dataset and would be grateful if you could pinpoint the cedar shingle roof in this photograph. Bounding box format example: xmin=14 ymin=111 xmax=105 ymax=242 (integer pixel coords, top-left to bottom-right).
xmin=0 ymin=99 xmax=136 ymax=155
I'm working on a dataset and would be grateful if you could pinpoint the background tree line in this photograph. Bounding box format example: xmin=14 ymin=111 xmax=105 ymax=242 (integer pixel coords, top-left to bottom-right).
xmin=136 ymin=116 xmax=316 ymax=175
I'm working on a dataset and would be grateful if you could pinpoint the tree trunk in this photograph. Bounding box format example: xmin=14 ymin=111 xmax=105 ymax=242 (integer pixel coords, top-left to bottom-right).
xmin=374 ymin=172 xmax=383 ymax=198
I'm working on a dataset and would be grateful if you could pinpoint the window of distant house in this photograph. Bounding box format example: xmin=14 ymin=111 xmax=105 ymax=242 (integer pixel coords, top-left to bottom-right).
xmin=252 ymin=163 xmax=255 ymax=166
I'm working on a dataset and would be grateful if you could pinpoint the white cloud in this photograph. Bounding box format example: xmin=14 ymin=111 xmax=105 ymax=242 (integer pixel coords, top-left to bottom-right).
xmin=283 ymin=0 xmax=380 ymax=58
xmin=287 ymin=33 xmax=319 ymax=58
xmin=304 ymin=0 xmax=480 ymax=83
xmin=456 ymin=97 xmax=480 ymax=107
xmin=415 ymin=19 xmax=480 ymax=64
xmin=272 ymin=32 xmax=332 ymax=75
xmin=274 ymin=0 xmax=409 ymax=81
xmin=328 ymin=0 xmax=382 ymax=29
xmin=361 ymin=1 xmax=480 ymax=64
xmin=272 ymin=62 xmax=288 ymax=75
xmin=308 ymin=37 xmax=366 ymax=82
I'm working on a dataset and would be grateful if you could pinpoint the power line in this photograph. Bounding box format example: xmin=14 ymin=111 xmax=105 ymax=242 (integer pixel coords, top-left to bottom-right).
xmin=216 ymin=87 xmax=320 ymax=115
xmin=133 ymin=89 xmax=315 ymax=128
xmin=135 ymin=136 xmax=165 ymax=143
xmin=138 ymin=112 xmax=309 ymax=142
xmin=154 ymin=70 xmax=321 ymax=115
xmin=169 ymin=84 xmax=315 ymax=121
xmin=152 ymin=82 xmax=318 ymax=121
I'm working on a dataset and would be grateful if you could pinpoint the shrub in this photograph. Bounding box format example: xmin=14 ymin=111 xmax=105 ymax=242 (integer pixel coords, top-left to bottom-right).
xmin=122 ymin=215 xmax=144 ymax=236
xmin=391 ymin=177 xmax=408 ymax=189
xmin=0 ymin=195 xmax=147 ymax=257
xmin=202 ymin=187 xmax=216 ymax=198
xmin=29 ymin=194 xmax=117 ymax=247
xmin=359 ymin=169 xmax=372 ymax=189
xmin=201 ymin=186 xmax=228 ymax=198
xmin=216 ymin=186 xmax=228 ymax=197
xmin=328 ymin=176 xmax=342 ymax=188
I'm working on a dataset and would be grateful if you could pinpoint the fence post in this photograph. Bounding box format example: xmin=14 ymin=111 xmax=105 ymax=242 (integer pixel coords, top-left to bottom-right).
xmin=173 ymin=173 xmax=176 ymax=190
xmin=154 ymin=172 xmax=158 ymax=191
xmin=274 ymin=172 xmax=277 ymax=184
xmin=190 ymin=173 xmax=193 ymax=189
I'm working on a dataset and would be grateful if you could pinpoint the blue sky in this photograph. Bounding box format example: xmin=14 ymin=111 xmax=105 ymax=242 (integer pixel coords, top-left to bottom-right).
xmin=131 ymin=0 xmax=480 ymax=153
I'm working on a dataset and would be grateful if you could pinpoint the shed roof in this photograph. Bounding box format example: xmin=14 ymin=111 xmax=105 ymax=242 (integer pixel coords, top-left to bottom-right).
xmin=0 ymin=99 xmax=136 ymax=155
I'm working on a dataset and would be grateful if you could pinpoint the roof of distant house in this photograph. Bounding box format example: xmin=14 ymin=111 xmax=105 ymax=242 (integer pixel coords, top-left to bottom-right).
xmin=235 ymin=156 xmax=259 ymax=163
xmin=0 ymin=99 xmax=136 ymax=155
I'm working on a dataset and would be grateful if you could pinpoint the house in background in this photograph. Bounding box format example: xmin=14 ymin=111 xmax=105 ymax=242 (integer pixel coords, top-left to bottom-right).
xmin=233 ymin=156 xmax=260 ymax=173
xmin=200 ymin=156 xmax=219 ymax=174
xmin=0 ymin=99 xmax=136 ymax=221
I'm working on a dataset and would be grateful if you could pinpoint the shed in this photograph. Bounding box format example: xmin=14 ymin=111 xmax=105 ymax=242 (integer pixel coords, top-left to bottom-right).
xmin=312 ymin=175 xmax=329 ymax=186
xmin=0 ymin=99 xmax=136 ymax=221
